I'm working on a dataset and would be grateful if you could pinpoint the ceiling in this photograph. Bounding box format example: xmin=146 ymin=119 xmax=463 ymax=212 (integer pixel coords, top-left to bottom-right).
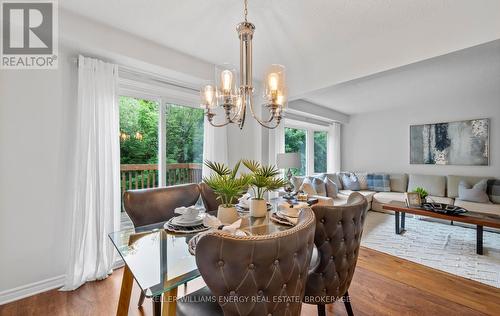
xmin=60 ymin=0 xmax=500 ymax=112
xmin=303 ymin=39 xmax=500 ymax=114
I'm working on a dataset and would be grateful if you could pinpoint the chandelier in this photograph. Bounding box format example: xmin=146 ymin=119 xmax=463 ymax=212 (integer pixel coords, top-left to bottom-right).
xmin=199 ymin=0 xmax=287 ymax=130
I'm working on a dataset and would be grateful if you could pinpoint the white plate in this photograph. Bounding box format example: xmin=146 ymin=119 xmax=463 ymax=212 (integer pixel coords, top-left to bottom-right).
xmin=171 ymin=216 xmax=203 ymax=227
xmin=236 ymin=203 xmax=273 ymax=210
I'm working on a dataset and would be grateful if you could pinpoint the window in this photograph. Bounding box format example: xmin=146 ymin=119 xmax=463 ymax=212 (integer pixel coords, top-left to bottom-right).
xmin=284 ymin=119 xmax=329 ymax=176
xmin=285 ymin=127 xmax=306 ymax=176
xmin=165 ymin=103 xmax=204 ymax=185
xmin=314 ymin=131 xmax=327 ymax=173
xmin=119 ymin=96 xmax=160 ymax=192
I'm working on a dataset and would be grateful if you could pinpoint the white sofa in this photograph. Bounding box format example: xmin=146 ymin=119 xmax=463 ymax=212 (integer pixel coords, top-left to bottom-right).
xmin=291 ymin=173 xmax=500 ymax=216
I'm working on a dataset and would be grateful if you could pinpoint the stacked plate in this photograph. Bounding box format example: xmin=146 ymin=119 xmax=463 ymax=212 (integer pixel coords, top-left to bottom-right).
xmin=271 ymin=208 xmax=301 ymax=226
xmin=164 ymin=214 xmax=209 ymax=233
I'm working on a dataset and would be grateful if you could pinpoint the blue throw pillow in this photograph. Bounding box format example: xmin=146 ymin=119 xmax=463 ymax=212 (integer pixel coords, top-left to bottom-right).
xmin=341 ymin=173 xmax=361 ymax=191
xmin=367 ymin=173 xmax=391 ymax=192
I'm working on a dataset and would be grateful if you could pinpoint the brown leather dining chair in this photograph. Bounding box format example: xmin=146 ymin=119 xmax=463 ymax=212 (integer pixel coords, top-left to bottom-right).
xmin=199 ymin=182 xmax=221 ymax=212
xmin=176 ymin=208 xmax=317 ymax=316
xmin=122 ymin=183 xmax=201 ymax=307
xmin=303 ymin=192 xmax=368 ymax=316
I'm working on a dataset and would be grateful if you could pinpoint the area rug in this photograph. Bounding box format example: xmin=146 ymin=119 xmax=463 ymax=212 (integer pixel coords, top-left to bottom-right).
xmin=361 ymin=211 xmax=500 ymax=288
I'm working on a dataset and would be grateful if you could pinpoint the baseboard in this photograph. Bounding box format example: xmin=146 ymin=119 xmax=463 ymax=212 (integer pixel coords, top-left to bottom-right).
xmin=0 ymin=275 xmax=66 ymax=305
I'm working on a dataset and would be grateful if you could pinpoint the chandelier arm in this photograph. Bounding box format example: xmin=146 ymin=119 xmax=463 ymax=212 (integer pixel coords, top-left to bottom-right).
xmin=246 ymin=92 xmax=281 ymax=129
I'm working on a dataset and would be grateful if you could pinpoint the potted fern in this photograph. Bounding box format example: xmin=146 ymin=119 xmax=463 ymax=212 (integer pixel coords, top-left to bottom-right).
xmin=203 ymin=160 xmax=251 ymax=223
xmin=242 ymin=160 xmax=288 ymax=217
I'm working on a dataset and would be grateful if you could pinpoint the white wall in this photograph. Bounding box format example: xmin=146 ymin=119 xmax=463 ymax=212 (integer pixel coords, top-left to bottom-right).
xmin=341 ymin=41 xmax=500 ymax=177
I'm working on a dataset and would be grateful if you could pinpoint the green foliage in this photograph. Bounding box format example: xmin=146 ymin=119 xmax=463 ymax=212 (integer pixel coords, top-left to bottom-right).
xmin=242 ymin=160 xmax=288 ymax=200
xmin=203 ymin=160 xmax=251 ymax=207
xmin=413 ymin=187 xmax=429 ymax=199
xmin=314 ymin=131 xmax=327 ymax=173
xmin=119 ymin=97 xmax=204 ymax=165
xmin=285 ymin=128 xmax=306 ymax=176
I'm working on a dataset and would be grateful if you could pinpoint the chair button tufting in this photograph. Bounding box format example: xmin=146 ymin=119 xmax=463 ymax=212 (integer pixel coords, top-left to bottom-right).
xmin=323 ymin=288 xmax=327 ymax=292
xmin=294 ymin=252 xmax=297 ymax=257
xmin=274 ymin=259 xmax=280 ymax=265
xmin=218 ymin=260 xmax=224 ymax=267
xmin=230 ymin=290 xmax=236 ymax=296
xmin=320 ymin=218 xmax=325 ymax=223
xmin=249 ymin=263 xmax=255 ymax=269
xmin=326 ymin=237 xmax=330 ymax=242
xmin=338 ymin=220 xmax=341 ymax=225
xmin=282 ymin=283 xmax=287 ymax=289
xmin=331 ymin=255 xmax=334 ymax=260
xmin=258 ymin=290 xmax=264 ymax=296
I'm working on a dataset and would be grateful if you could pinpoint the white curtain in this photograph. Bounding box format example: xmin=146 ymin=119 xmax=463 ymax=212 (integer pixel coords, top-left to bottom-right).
xmin=327 ymin=122 xmax=341 ymax=173
xmin=61 ymin=55 xmax=120 ymax=291
xmin=202 ymin=123 xmax=228 ymax=176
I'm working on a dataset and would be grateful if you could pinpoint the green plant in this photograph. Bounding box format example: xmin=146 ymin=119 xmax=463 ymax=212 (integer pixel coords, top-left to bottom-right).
xmin=242 ymin=160 xmax=288 ymax=200
xmin=203 ymin=160 xmax=251 ymax=207
xmin=413 ymin=187 xmax=429 ymax=199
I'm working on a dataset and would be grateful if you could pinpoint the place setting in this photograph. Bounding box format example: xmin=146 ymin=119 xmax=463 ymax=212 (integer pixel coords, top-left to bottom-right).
xmin=236 ymin=193 xmax=272 ymax=213
xmin=164 ymin=205 xmax=209 ymax=234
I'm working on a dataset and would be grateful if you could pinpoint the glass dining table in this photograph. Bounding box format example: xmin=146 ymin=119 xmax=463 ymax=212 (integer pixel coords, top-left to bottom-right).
xmin=109 ymin=202 xmax=299 ymax=316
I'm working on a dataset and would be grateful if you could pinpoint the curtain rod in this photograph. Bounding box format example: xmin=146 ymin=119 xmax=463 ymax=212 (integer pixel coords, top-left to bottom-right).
xmin=71 ymin=56 xmax=200 ymax=93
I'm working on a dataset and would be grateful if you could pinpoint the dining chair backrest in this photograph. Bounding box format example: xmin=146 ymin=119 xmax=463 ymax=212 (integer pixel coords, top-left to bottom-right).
xmin=195 ymin=208 xmax=316 ymax=316
xmin=198 ymin=182 xmax=221 ymax=212
xmin=123 ymin=184 xmax=201 ymax=227
xmin=304 ymin=192 xmax=368 ymax=302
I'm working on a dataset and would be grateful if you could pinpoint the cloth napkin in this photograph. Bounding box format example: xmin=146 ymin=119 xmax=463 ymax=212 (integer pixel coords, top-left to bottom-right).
xmin=203 ymin=214 xmax=247 ymax=236
xmin=174 ymin=205 xmax=205 ymax=215
xmin=238 ymin=193 xmax=252 ymax=207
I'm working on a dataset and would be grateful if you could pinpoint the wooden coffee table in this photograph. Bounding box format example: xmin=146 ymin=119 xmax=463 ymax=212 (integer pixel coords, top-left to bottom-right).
xmin=383 ymin=203 xmax=500 ymax=255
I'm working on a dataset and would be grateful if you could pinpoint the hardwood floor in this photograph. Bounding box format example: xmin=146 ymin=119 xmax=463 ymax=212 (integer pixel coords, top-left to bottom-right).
xmin=1 ymin=247 xmax=499 ymax=316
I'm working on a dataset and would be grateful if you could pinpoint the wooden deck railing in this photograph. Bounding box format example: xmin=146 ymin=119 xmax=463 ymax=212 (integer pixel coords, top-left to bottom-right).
xmin=120 ymin=163 xmax=202 ymax=196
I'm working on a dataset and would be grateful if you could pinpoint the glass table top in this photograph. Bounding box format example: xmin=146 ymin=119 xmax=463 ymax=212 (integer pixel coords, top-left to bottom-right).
xmin=108 ymin=203 xmax=298 ymax=298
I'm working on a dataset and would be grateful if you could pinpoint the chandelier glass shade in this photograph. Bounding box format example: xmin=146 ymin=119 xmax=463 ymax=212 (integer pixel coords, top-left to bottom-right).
xmin=199 ymin=0 xmax=287 ymax=129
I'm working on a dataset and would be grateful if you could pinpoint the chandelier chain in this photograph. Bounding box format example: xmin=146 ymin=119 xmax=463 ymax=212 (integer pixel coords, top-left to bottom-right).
xmin=244 ymin=0 xmax=248 ymax=22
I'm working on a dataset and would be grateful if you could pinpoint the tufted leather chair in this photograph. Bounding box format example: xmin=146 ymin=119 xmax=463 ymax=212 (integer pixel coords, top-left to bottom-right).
xmin=177 ymin=208 xmax=317 ymax=316
xmin=304 ymin=192 xmax=368 ymax=316
xmin=199 ymin=182 xmax=221 ymax=212
xmin=123 ymin=183 xmax=200 ymax=227
xmin=122 ymin=183 xmax=201 ymax=308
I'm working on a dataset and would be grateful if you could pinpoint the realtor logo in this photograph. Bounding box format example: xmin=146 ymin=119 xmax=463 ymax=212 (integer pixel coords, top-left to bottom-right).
xmin=1 ymin=0 xmax=58 ymax=69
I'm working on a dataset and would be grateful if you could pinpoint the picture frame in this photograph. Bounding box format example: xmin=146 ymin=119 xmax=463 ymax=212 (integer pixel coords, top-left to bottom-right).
xmin=405 ymin=192 xmax=422 ymax=207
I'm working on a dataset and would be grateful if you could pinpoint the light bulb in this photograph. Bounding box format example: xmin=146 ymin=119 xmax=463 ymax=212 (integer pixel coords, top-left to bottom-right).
xmin=268 ymin=72 xmax=279 ymax=91
xmin=221 ymin=70 xmax=233 ymax=92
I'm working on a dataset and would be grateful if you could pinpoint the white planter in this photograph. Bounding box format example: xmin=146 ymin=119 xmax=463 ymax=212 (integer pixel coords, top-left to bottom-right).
xmin=250 ymin=199 xmax=267 ymax=218
xmin=217 ymin=205 xmax=239 ymax=224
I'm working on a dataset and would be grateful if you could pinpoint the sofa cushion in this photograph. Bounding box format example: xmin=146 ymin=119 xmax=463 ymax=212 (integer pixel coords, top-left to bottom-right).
xmin=389 ymin=173 xmax=408 ymax=193
xmin=454 ymin=199 xmax=500 ymax=216
xmin=408 ymin=174 xmax=446 ymax=197
xmin=339 ymin=190 xmax=376 ymax=203
xmin=458 ymin=180 xmax=490 ymax=203
xmin=367 ymin=173 xmax=391 ymax=192
xmin=341 ymin=173 xmax=361 ymax=191
xmin=324 ymin=178 xmax=338 ymax=198
xmin=373 ymin=192 xmax=406 ymax=205
xmin=447 ymin=175 xmax=493 ymax=198
xmin=355 ymin=172 xmax=368 ymax=190
xmin=487 ymin=179 xmax=500 ymax=204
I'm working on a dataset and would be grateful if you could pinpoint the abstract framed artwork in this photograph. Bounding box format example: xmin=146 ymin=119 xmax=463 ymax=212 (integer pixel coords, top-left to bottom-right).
xmin=410 ymin=118 xmax=489 ymax=165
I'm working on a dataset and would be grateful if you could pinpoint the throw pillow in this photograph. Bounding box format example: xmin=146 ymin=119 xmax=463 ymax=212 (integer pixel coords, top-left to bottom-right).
xmin=312 ymin=177 xmax=327 ymax=197
xmin=324 ymin=173 xmax=343 ymax=190
xmin=299 ymin=177 xmax=317 ymax=195
xmin=355 ymin=172 xmax=368 ymax=190
xmin=342 ymin=173 xmax=361 ymax=191
xmin=367 ymin=173 xmax=391 ymax=192
xmin=459 ymin=179 xmax=490 ymax=203
xmin=487 ymin=179 xmax=500 ymax=204
xmin=324 ymin=178 xmax=338 ymax=198
xmin=291 ymin=176 xmax=305 ymax=191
